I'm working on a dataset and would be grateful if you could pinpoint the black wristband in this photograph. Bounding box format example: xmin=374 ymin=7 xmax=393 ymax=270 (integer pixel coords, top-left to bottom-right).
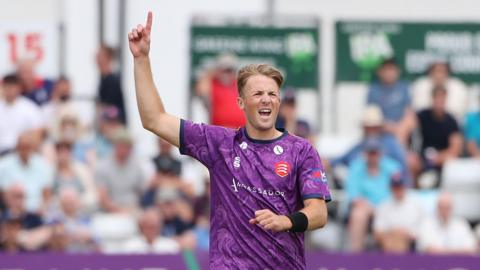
xmin=286 ymin=211 xmax=308 ymax=232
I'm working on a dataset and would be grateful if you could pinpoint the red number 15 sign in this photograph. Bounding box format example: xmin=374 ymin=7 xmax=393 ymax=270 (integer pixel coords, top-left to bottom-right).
xmin=0 ymin=22 xmax=59 ymax=78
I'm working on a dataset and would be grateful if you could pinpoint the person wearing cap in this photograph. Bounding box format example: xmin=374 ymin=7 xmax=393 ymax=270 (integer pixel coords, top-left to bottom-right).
xmin=195 ymin=52 xmax=246 ymax=128
xmin=367 ymin=58 xmax=416 ymax=146
xmin=373 ymin=172 xmax=423 ymax=253
xmin=330 ymin=105 xmax=409 ymax=185
xmin=95 ymin=128 xmax=146 ymax=214
xmin=95 ymin=105 xmax=123 ymax=159
xmin=345 ymin=136 xmax=401 ymax=251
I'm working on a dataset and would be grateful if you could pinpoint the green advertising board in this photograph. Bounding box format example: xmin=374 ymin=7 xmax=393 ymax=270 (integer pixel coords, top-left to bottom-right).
xmin=336 ymin=21 xmax=480 ymax=83
xmin=190 ymin=23 xmax=319 ymax=90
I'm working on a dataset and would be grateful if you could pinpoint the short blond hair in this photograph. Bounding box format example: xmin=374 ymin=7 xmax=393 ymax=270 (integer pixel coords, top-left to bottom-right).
xmin=237 ymin=64 xmax=284 ymax=96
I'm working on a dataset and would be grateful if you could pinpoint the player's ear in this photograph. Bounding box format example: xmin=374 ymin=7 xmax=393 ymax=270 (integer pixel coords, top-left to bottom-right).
xmin=237 ymin=95 xmax=245 ymax=110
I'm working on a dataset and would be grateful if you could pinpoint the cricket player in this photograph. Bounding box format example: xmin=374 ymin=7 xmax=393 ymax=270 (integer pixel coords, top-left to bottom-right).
xmin=128 ymin=12 xmax=331 ymax=270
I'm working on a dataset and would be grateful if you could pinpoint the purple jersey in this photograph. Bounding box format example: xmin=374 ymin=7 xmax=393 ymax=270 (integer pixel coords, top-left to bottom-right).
xmin=180 ymin=120 xmax=331 ymax=270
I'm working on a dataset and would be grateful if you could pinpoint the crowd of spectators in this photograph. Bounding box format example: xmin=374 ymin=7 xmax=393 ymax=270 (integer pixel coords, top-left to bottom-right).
xmin=328 ymin=58 xmax=480 ymax=254
xmin=0 ymin=45 xmax=208 ymax=254
xmin=0 ymin=48 xmax=479 ymax=257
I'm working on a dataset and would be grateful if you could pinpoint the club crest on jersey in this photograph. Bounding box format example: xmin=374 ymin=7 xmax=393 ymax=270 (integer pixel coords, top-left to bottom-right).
xmin=274 ymin=161 xmax=290 ymax=177
xmin=273 ymin=145 xmax=283 ymax=155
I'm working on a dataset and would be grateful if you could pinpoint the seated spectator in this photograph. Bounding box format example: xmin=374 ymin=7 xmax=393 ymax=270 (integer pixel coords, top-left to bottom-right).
xmin=142 ymin=138 xmax=193 ymax=207
xmin=155 ymin=188 xmax=195 ymax=238
xmin=276 ymin=90 xmax=315 ymax=144
xmin=0 ymin=184 xmax=44 ymax=252
xmin=51 ymin=141 xmax=97 ymax=212
xmin=45 ymin=188 xmax=97 ymax=253
xmin=0 ymin=132 xmax=54 ymax=214
xmin=48 ymin=111 xmax=95 ymax=168
xmin=95 ymin=106 xmax=123 ymax=159
xmin=96 ymin=128 xmax=146 ymax=214
xmin=16 ymin=59 xmax=54 ymax=106
xmin=373 ymin=173 xmax=423 ymax=253
xmin=417 ymin=192 xmax=477 ymax=254
xmin=345 ymin=136 xmax=401 ymax=251
xmin=464 ymin=94 xmax=480 ymax=158
xmin=0 ymin=74 xmax=44 ymax=156
xmin=330 ymin=105 xmax=409 ymax=186
xmin=412 ymin=85 xmax=462 ymax=186
xmin=120 ymin=208 xmax=180 ymax=254
xmin=412 ymin=61 xmax=468 ymax=122
xmin=195 ymin=53 xmax=246 ymax=128
xmin=367 ymin=58 xmax=416 ymax=146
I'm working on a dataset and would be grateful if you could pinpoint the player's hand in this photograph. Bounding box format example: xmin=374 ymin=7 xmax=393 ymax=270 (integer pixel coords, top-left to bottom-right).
xmin=128 ymin=11 xmax=153 ymax=58
xmin=249 ymin=209 xmax=292 ymax=232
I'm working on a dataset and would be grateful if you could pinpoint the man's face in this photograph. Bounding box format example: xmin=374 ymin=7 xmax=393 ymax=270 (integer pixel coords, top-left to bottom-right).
xmin=392 ymin=185 xmax=405 ymax=200
xmin=366 ymin=150 xmax=381 ymax=165
xmin=429 ymin=63 xmax=449 ymax=84
xmin=114 ymin=142 xmax=132 ymax=162
xmin=378 ymin=64 xmax=400 ymax=85
xmin=432 ymin=92 xmax=447 ymax=112
xmin=238 ymin=75 xmax=280 ymax=132
xmin=2 ymin=83 xmax=21 ymax=103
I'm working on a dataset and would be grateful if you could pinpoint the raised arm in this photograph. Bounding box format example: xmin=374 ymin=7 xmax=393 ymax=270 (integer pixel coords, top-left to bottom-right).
xmin=128 ymin=12 xmax=180 ymax=147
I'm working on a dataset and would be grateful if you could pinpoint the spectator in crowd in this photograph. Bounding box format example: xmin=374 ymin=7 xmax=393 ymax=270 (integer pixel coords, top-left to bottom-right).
xmin=373 ymin=173 xmax=423 ymax=253
xmin=16 ymin=59 xmax=54 ymax=106
xmin=367 ymin=58 xmax=416 ymax=146
xmin=0 ymin=183 xmax=44 ymax=252
xmin=96 ymin=128 xmax=145 ymax=214
xmin=345 ymin=136 xmax=401 ymax=251
xmin=50 ymin=111 xmax=95 ymax=168
xmin=0 ymin=132 xmax=54 ymax=214
xmin=155 ymin=188 xmax=195 ymax=238
xmin=120 ymin=208 xmax=180 ymax=254
xmin=330 ymin=105 xmax=409 ymax=186
xmin=276 ymin=90 xmax=315 ymax=143
xmin=412 ymin=61 xmax=468 ymax=122
xmin=42 ymin=76 xmax=76 ymax=136
xmin=0 ymin=74 xmax=44 ymax=156
xmin=46 ymin=188 xmax=97 ymax=253
xmin=464 ymin=93 xmax=480 ymax=158
xmin=96 ymin=45 xmax=126 ymax=124
xmin=195 ymin=52 xmax=246 ymax=128
xmin=142 ymin=138 xmax=193 ymax=207
xmin=193 ymin=179 xmax=210 ymax=251
xmin=412 ymin=85 xmax=462 ymax=186
xmin=417 ymin=192 xmax=477 ymax=254
xmin=95 ymin=106 xmax=123 ymax=159
xmin=51 ymin=141 xmax=97 ymax=212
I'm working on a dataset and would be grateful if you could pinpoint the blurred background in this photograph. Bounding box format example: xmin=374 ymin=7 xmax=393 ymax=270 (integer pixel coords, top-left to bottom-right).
xmin=0 ymin=0 xmax=480 ymax=269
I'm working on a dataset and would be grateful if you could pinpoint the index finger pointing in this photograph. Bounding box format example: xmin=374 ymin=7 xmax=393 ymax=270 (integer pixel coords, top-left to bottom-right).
xmin=146 ymin=11 xmax=153 ymax=32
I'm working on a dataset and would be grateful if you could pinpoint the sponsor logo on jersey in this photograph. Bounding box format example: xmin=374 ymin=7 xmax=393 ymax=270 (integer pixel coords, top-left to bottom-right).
xmin=233 ymin=156 xmax=241 ymax=168
xmin=273 ymin=145 xmax=283 ymax=155
xmin=274 ymin=161 xmax=290 ymax=177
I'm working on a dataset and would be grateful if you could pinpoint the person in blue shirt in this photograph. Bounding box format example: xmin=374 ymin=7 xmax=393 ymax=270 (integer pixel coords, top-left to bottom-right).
xmin=464 ymin=95 xmax=480 ymax=158
xmin=367 ymin=58 xmax=416 ymax=146
xmin=331 ymin=105 xmax=409 ymax=186
xmin=345 ymin=136 xmax=401 ymax=251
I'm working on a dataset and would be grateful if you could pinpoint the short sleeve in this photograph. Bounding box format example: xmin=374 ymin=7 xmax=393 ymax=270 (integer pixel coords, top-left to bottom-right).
xmin=297 ymin=144 xmax=332 ymax=202
xmin=179 ymin=119 xmax=227 ymax=168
